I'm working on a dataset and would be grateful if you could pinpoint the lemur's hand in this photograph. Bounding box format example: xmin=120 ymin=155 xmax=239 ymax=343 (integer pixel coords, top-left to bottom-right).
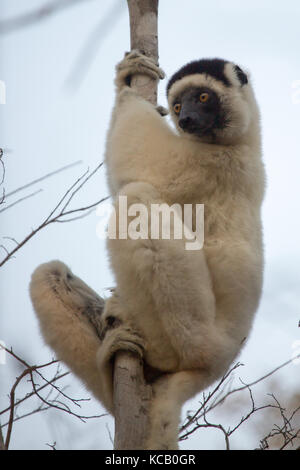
xmin=115 ymin=50 xmax=165 ymax=90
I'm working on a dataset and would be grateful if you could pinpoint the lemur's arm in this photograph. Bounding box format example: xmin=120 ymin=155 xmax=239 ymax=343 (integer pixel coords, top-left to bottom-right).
xmin=107 ymin=51 xmax=165 ymax=131
xmin=105 ymin=52 xmax=174 ymax=196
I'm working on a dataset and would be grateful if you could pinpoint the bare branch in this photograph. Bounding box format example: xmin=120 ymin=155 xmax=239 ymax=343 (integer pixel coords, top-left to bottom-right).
xmin=0 ymin=372 xmax=69 ymax=419
xmin=46 ymin=442 xmax=57 ymax=450
xmin=0 ymin=423 xmax=5 ymax=451
xmin=5 ymin=160 xmax=82 ymax=199
xmin=0 ymin=162 xmax=106 ymax=267
xmin=180 ymin=362 xmax=244 ymax=434
xmin=0 ymin=0 xmax=96 ymax=35
xmin=206 ymin=355 xmax=300 ymax=415
xmin=5 ymin=368 xmax=31 ymax=449
xmin=259 ymin=394 xmax=300 ymax=450
xmin=0 ymin=189 xmax=43 ymax=214
xmin=28 ymin=370 xmax=105 ymax=422
xmin=0 ymin=148 xmax=5 ymax=187
xmin=202 ymin=410 xmax=231 ymax=450
xmin=180 ymin=357 xmax=300 ymax=450
xmin=0 ymin=347 xmax=106 ymax=449
xmin=66 ymin=0 xmax=126 ymax=89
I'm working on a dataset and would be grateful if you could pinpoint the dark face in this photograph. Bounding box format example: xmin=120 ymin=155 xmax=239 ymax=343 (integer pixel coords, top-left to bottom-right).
xmin=172 ymin=87 xmax=225 ymax=138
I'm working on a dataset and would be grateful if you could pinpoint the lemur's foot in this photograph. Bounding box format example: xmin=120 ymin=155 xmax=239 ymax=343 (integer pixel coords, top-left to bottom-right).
xmin=100 ymin=290 xmax=145 ymax=360
xmin=115 ymin=50 xmax=165 ymax=89
xmin=100 ymin=292 xmax=123 ymax=340
xmin=30 ymin=260 xmax=104 ymax=339
xmin=97 ymin=324 xmax=145 ymax=370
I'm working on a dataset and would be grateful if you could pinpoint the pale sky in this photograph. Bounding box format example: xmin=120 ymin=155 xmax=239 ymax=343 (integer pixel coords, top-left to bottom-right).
xmin=0 ymin=0 xmax=300 ymax=450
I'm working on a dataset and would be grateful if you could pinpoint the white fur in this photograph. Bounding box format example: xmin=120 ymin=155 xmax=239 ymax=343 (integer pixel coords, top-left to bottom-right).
xmin=30 ymin=261 xmax=113 ymax=411
xmin=30 ymin=52 xmax=265 ymax=450
xmin=103 ymin=53 xmax=265 ymax=449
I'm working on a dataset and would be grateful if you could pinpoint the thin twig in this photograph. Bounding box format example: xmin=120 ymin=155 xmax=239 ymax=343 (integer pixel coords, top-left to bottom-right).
xmin=258 ymin=393 xmax=300 ymax=450
xmin=5 ymin=369 xmax=31 ymax=449
xmin=0 ymin=148 xmax=5 ymax=187
xmin=28 ymin=370 xmax=105 ymax=422
xmin=180 ymin=356 xmax=300 ymax=450
xmin=65 ymin=0 xmax=126 ymax=89
xmin=2 ymin=348 xmax=85 ymax=407
xmin=203 ymin=356 xmax=300 ymax=418
xmin=0 ymin=372 xmax=69 ymax=418
xmin=0 ymin=423 xmax=5 ymax=450
xmin=180 ymin=362 xmax=243 ymax=433
xmin=1 ymin=347 xmax=106 ymax=449
xmin=0 ymin=0 xmax=96 ymax=35
xmin=0 ymin=189 xmax=43 ymax=213
xmin=0 ymin=163 xmax=105 ymax=267
xmin=5 ymin=160 xmax=82 ymax=198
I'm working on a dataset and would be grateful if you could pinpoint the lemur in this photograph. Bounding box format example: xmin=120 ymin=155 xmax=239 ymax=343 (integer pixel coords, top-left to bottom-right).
xmin=30 ymin=51 xmax=265 ymax=449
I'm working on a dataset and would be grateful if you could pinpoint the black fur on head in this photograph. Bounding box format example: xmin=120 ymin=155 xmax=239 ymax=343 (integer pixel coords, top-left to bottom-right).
xmin=167 ymin=58 xmax=248 ymax=95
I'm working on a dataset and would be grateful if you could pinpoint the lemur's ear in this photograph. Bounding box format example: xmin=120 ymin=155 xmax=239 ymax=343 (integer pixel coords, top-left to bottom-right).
xmin=234 ymin=65 xmax=248 ymax=86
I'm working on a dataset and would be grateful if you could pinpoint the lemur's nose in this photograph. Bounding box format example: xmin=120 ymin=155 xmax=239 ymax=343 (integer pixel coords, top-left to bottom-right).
xmin=178 ymin=115 xmax=196 ymax=130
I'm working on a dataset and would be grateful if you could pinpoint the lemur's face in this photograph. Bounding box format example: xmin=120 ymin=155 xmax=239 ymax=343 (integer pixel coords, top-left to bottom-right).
xmin=172 ymin=86 xmax=225 ymax=138
xmin=167 ymin=59 xmax=258 ymax=145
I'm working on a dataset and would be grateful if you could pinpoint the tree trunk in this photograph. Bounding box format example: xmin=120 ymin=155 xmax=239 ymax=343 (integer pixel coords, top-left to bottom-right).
xmin=113 ymin=0 xmax=159 ymax=451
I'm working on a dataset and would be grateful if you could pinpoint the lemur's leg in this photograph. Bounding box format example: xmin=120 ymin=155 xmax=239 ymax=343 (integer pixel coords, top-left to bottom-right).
xmin=100 ymin=289 xmax=214 ymax=450
xmin=30 ymin=262 xmax=145 ymax=413
xmin=29 ymin=261 xmax=113 ymax=410
xmin=146 ymin=370 xmax=213 ymax=450
xmin=108 ymin=182 xmax=222 ymax=372
xmin=96 ymin=292 xmax=146 ymax=411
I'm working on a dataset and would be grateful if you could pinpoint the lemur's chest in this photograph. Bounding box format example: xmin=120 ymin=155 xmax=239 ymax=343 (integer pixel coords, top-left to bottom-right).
xmin=110 ymin=135 xmax=245 ymax=211
xmin=156 ymin=153 xmax=239 ymax=207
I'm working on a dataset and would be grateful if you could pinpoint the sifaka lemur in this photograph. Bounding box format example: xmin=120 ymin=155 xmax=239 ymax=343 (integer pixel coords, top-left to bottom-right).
xmin=30 ymin=51 xmax=265 ymax=449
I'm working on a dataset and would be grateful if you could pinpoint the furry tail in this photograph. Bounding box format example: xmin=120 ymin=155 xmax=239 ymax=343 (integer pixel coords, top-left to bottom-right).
xmin=29 ymin=260 xmax=113 ymax=411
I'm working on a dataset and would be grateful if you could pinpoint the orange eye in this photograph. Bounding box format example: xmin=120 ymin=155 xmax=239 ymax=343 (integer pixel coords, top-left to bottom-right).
xmin=199 ymin=93 xmax=209 ymax=103
xmin=173 ymin=103 xmax=181 ymax=114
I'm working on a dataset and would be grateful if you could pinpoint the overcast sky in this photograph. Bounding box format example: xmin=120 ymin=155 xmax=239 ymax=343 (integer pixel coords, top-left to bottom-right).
xmin=0 ymin=0 xmax=299 ymax=450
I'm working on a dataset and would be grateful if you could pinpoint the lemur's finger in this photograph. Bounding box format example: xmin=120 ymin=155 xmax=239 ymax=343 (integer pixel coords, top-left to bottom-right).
xmin=119 ymin=50 xmax=165 ymax=80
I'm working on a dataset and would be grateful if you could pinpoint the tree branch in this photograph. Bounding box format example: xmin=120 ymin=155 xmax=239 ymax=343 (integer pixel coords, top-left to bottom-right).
xmin=0 ymin=162 xmax=106 ymax=267
xmin=0 ymin=0 xmax=95 ymax=35
xmin=5 ymin=160 xmax=82 ymax=199
xmin=0 ymin=347 xmax=106 ymax=450
xmin=112 ymin=0 xmax=159 ymax=450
